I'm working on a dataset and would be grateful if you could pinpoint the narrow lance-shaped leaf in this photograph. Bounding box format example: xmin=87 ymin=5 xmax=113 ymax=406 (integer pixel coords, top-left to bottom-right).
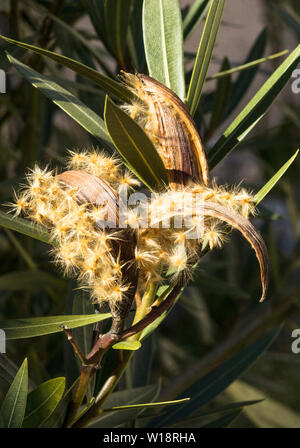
xmin=143 ymin=0 xmax=185 ymax=100
xmin=88 ymin=384 xmax=160 ymax=428
xmin=104 ymin=96 xmax=169 ymax=191
xmin=23 ymin=378 xmax=66 ymax=428
xmin=0 ymin=359 xmax=28 ymax=428
xmin=0 ymin=313 xmax=111 ymax=340
xmin=7 ymin=54 xmax=114 ymax=152
xmin=208 ymin=44 xmax=300 ymax=169
xmin=0 ymin=210 xmax=54 ymax=245
xmin=103 ymin=397 xmax=190 ymax=412
xmin=40 ymin=379 xmax=78 ymax=428
xmin=0 ymin=34 xmax=133 ymax=102
xmin=186 ymin=0 xmax=226 ymax=116
xmin=207 ymin=49 xmax=289 ymax=81
xmin=254 ymin=150 xmax=299 ymax=204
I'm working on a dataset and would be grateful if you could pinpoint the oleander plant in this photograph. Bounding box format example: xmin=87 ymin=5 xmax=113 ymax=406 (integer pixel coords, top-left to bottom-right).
xmin=0 ymin=0 xmax=299 ymax=429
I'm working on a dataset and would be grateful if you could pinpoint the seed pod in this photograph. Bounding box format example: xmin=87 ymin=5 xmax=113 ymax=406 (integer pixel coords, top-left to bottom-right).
xmin=58 ymin=170 xmax=119 ymax=226
xmin=122 ymin=73 xmax=210 ymax=190
xmin=58 ymin=170 xmax=138 ymax=327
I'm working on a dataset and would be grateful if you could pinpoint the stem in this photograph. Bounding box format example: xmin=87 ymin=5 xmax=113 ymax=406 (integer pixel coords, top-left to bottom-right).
xmin=71 ymin=281 xmax=183 ymax=428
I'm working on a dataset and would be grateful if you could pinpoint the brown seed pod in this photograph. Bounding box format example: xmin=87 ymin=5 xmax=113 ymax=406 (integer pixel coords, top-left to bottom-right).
xmin=122 ymin=73 xmax=210 ymax=190
xmin=58 ymin=170 xmax=138 ymax=327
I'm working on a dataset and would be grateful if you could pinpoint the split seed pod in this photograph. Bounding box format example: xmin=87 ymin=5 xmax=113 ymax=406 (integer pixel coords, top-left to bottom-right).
xmin=122 ymin=73 xmax=209 ymax=190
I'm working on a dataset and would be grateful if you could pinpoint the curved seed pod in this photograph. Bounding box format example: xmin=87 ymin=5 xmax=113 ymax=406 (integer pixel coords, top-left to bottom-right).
xmin=57 ymin=170 xmax=138 ymax=329
xmin=202 ymin=202 xmax=268 ymax=303
xmin=58 ymin=170 xmax=119 ymax=225
xmin=147 ymin=198 xmax=268 ymax=302
xmin=122 ymin=73 xmax=209 ymax=190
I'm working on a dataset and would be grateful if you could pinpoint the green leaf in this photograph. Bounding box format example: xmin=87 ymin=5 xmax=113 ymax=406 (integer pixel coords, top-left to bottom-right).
xmin=0 ymin=313 xmax=111 ymax=340
xmin=0 ymin=34 xmax=133 ymax=102
xmin=104 ymin=0 xmax=133 ymax=66
xmin=186 ymin=0 xmax=225 ymax=116
xmin=149 ymin=327 xmax=280 ymax=427
xmin=208 ymin=44 xmax=300 ymax=169
xmin=0 ymin=358 xmax=28 ymax=428
xmin=104 ymin=96 xmax=168 ymax=190
xmin=254 ymin=150 xmax=299 ymax=204
xmin=7 ymin=54 xmax=114 ymax=152
xmin=143 ymin=0 xmax=185 ymax=100
xmin=103 ymin=397 xmax=190 ymax=412
xmin=0 ymin=210 xmax=54 ymax=245
xmin=40 ymin=379 xmax=78 ymax=428
xmin=139 ymin=284 xmax=181 ymax=341
xmin=112 ymin=340 xmax=141 ymax=351
xmin=23 ymin=378 xmax=66 ymax=428
xmin=88 ymin=383 xmax=160 ymax=428
xmin=0 ymin=270 xmax=66 ymax=291
xmin=207 ymin=50 xmax=288 ymax=82
xmin=183 ymin=0 xmax=212 ymax=41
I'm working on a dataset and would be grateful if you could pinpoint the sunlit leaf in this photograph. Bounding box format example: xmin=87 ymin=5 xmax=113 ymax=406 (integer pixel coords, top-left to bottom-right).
xmin=143 ymin=0 xmax=185 ymax=100
xmin=0 ymin=35 xmax=133 ymax=102
xmin=0 ymin=358 xmax=28 ymax=428
xmin=0 ymin=210 xmax=54 ymax=245
xmin=88 ymin=383 xmax=160 ymax=428
xmin=23 ymin=378 xmax=66 ymax=428
xmin=104 ymin=96 xmax=168 ymax=190
xmin=186 ymin=0 xmax=225 ymax=116
xmin=103 ymin=397 xmax=189 ymax=412
xmin=0 ymin=314 xmax=111 ymax=340
xmin=112 ymin=340 xmax=141 ymax=351
xmin=7 ymin=54 xmax=115 ymax=152
xmin=254 ymin=150 xmax=299 ymax=204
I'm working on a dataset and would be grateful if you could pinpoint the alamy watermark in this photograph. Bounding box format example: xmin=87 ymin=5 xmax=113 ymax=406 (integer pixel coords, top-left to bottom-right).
xmin=0 ymin=69 xmax=6 ymax=93
xmin=95 ymin=186 xmax=205 ymax=239
xmin=0 ymin=329 xmax=6 ymax=353
xmin=291 ymin=329 xmax=300 ymax=354
xmin=291 ymin=69 xmax=300 ymax=94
